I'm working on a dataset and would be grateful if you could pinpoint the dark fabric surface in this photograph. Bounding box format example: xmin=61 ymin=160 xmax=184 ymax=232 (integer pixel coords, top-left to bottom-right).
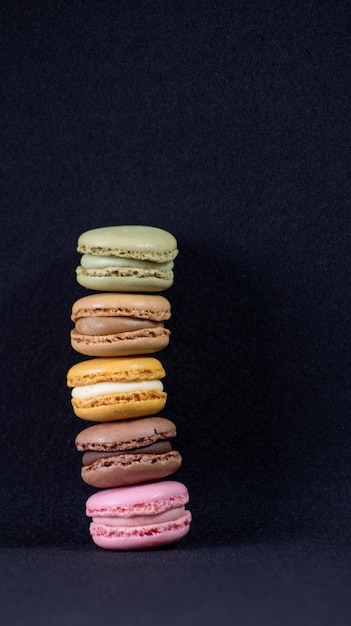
xmin=1 ymin=0 xmax=351 ymax=623
xmin=0 ymin=540 xmax=350 ymax=626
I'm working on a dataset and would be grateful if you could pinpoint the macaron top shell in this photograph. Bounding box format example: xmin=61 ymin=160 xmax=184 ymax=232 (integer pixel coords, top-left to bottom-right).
xmin=67 ymin=356 xmax=165 ymax=387
xmin=71 ymin=293 xmax=171 ymax=323
xmin=86 ymin=481 xmax=189 ymax=517
xmin=77 ymin=226 xmax=178 ymax=263
xmin=75 ymin=417 xmax=177 ymax=452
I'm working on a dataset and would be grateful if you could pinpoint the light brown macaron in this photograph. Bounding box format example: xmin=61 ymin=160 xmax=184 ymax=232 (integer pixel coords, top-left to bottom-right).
xmin=71 ymin=293 xmax=171 ymax=357
xmin=75 ymin=417 xmax=182 ymax=488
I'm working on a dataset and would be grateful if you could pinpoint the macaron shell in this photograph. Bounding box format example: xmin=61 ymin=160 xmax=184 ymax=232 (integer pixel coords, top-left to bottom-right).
xmin=86 ymin=480 xmax=189 ymax=516
xmin=75 ymin=416 xmax=177 ymax=451
xmin=71 ymin=293 xmax=171 ymax=322
xmin=81 ymin=450 xmax=182 ymax=488
xmin=67 ymin=356 xmax=165 ymax=387
xmin=71 ymin=392 xmax=167 ymax=421
xmin=70 ymin=326 xmax=170 ymax=357
xmin=89 ymin=510 xmax=191 ymax=550
xmin=76 ymin=270 xmax=174 ymax=293
xmin=77 ymin=225 xmax=178 ymax=263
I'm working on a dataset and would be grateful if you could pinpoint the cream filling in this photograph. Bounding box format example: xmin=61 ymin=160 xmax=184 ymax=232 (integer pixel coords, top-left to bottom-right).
xmin=92 ymin=506 xmax=185 ymax=527
xmin=72 ymin=379 xmax=164 ymax=399
xmin=80 ymin=254 xmax=174 ymax=271
xmin=75 ymin=317 xmax=162 ymax=336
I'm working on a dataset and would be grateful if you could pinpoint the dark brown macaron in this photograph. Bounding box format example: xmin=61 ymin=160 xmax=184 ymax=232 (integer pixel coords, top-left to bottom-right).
xmin=75 ymin=416 xmax=182 ymax=488
xmin=70 ymin=293 xmax=171 ymax=357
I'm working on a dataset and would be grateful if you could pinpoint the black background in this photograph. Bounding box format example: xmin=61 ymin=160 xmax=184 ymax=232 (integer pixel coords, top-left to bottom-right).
xmin=1 ymin=1 xmax=351 ymax=624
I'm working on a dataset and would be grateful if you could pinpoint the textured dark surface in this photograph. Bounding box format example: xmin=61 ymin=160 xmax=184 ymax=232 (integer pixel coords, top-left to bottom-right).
xmin=1 ymin=540 xmax=351 ymax=626
xmin=1 ymin=1 xmax=351 ymax=623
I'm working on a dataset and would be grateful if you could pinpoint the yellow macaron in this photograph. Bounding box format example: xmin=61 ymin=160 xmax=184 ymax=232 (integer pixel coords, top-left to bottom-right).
xmin=67 ymin=356 xmax=166 ymax=421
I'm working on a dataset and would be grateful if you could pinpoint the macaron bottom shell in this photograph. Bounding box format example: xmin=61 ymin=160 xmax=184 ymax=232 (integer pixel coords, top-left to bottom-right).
xmin=72 ymin=393 xmax=167 ymax=421
xmin=70 ymin=327 xmax=170 ymax=357
xmin=81 ymin=450 xmax=182 ymax=488
xmin=90 ymin=510 xmax=192 ymax=550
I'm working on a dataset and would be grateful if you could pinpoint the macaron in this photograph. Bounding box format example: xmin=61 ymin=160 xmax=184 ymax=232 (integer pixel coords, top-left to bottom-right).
xmin=70 ymin=293 xmax=171 ymax=357
xmin=86 ymin=480 xmax=191 ymax=550
xmin=75 ymin=417 xmax=182 ymax=488
xmin=76 ymin=225 xmax=178 ymax=292
xmin=67 ymin=356 xmax=167 ymax=421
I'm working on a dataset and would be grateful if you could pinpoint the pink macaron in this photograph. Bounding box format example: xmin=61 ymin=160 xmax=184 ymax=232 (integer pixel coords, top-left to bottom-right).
xmin=86 ymin=480 xmax=192 ymax=550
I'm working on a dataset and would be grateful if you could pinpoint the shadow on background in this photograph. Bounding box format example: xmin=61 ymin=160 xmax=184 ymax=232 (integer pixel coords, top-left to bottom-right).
xmin=162 ymin=241 xmax=294 ymax=548
xmin=0 ymin=248 xmax=337 ymax=549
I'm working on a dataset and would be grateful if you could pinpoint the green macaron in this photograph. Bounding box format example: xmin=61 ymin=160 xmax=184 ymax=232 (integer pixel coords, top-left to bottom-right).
xmin=76 ymin=225 xmax=178 ymax=292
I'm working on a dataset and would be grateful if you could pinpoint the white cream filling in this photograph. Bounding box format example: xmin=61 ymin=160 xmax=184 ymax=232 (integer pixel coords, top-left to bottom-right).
xmin=80 ymin=254 xmax=174 ymax=271
xmin=72 ymin=379 xmax=164 ymax=399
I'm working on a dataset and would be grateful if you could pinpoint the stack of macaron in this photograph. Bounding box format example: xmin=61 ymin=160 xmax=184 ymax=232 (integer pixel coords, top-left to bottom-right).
xmin=67 ymin=225 xmax=191 ymax=550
